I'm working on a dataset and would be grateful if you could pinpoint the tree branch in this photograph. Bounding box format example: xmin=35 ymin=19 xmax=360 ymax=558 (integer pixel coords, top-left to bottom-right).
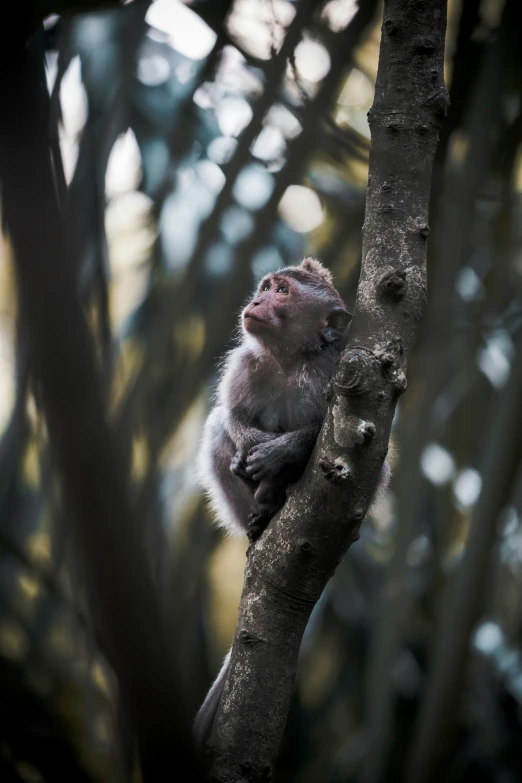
xmin=207 ymin=1 xmax=449 ymax=780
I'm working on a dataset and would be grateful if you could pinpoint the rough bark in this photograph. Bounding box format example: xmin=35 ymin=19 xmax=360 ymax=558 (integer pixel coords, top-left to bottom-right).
xmin=361 ymin=3 xmax=514 ymax=776
xmin=206 ymin=1 xmax=449 ymax=781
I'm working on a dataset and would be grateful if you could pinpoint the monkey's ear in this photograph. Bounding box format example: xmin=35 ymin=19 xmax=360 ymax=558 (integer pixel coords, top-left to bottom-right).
xmin=300 ymin=257 xmax=334 ymax=286
xmin=326 ymin=307 xmax=352 ymax=330
xmin=321 ymin=307 xmax=352 ymax=345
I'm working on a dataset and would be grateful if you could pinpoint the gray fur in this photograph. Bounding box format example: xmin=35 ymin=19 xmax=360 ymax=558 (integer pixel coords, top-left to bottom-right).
xmin=197 ymin=261 xmax=349 ymax=538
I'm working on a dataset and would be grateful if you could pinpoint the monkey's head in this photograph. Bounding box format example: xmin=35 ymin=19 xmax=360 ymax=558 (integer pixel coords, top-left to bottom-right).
xmin=242 ymin=257 xmax=352 ymax=356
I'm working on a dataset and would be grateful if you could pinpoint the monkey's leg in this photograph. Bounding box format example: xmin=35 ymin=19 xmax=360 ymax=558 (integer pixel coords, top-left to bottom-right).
xmin=199 ymin=410 xmax=259 ymax=536
xmin=248 ymin=451 xmax=322 ymax=540
xmin=254 ymin=478 xmax=281 ymax=505
xmin=247 ymin=480 xmax=286 ymax=541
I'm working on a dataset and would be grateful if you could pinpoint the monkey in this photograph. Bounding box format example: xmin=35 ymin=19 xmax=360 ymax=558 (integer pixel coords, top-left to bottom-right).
xmin=194 ymin=257 xmax=392 ymax=746
xmin=197 ymin=256 xmax=352 ymax=541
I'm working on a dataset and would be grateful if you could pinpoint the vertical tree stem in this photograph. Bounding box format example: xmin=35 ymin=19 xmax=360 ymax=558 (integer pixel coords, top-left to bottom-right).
xmin=207 ymin=2 xmax=448 ymax=780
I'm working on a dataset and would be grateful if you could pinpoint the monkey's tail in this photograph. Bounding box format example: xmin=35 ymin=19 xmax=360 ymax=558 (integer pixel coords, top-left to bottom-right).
xmin=193 ymin=649 xmax=231 ymax=748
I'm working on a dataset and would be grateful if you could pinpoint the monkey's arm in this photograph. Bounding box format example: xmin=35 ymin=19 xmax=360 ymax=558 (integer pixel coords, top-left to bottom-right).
xmin=226 ymin=406 xmax=281 ymax=453
xmin=225 ymin=406 xmax=282 ymax=482
xmin=245 ymin=424 xmax=319 ymax=482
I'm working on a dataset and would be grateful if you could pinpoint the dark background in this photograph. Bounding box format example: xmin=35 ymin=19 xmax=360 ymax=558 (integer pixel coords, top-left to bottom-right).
xmin=1 ymin=1 xmax=522 ymax=781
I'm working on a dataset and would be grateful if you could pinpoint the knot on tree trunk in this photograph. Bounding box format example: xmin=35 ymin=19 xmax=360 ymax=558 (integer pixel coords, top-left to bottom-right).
xmin=319 ymin=454 xmax=352 ymax=483
xmin=334 ymin=348 xmax=379 ymax=396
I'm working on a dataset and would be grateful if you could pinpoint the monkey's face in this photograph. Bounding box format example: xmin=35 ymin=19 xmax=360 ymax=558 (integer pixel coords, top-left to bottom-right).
xmin=242 ymin=273 xmax=344 ymax=352
xmin=243 ymin=274 xmax=291 ymax=335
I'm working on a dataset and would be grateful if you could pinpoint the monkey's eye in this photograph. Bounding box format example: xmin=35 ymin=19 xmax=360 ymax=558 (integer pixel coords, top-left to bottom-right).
xmin=261 ymin=281 xmax=271 ymax=291
xmin=276 ymin=284 xmax=289 ymax=294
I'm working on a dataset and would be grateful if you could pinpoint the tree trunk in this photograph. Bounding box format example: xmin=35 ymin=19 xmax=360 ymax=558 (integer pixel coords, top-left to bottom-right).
xmin=207 ymin=1 xmax=449 ymax=780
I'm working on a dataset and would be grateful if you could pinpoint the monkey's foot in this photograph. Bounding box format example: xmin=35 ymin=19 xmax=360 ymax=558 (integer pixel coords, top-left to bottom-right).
xmin=247 ymin=511 xmax=271 ymax=542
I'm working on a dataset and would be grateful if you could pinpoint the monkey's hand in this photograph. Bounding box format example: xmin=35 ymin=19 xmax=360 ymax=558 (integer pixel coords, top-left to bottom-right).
xmin=230 ymin=450 xmax=250 ymax=480
xmin=246 ymin=426 xmax=318 ymax=481
xmin=245 ymin=437 xmax=291 ymax=481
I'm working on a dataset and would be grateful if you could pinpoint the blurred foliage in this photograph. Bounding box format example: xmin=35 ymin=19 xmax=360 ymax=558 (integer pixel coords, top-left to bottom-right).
xmin=1 ymin=0 xmax=522 ymax=781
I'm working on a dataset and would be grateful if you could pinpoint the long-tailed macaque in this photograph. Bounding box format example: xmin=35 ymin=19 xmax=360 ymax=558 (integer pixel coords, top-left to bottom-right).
xmin=195 ymin=257 xmax=390 ymax=744
xmin=198 ymin=257 xmax=352 ymax=541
